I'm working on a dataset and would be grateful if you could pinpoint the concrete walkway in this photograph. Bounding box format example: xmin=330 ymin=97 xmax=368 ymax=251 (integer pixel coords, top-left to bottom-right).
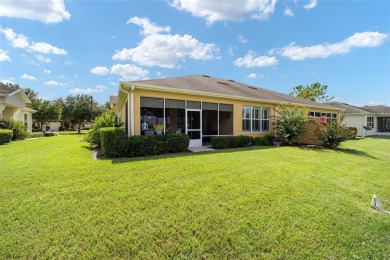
xmin=188 ymin=146 xmax=215 ymax=153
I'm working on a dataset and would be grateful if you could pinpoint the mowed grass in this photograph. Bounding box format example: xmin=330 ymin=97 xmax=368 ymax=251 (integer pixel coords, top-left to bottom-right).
xmin=0 ymin=135 xmax=389 ymax=258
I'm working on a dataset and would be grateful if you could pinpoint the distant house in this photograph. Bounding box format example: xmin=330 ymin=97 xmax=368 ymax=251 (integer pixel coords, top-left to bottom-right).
xmin=116 ymin=75 xmax=342 ymax=147
xmin=109 ymin=95 xmax=117 ymax=111
xmin=0 ymin=85 xmax=35 ymax=132
xmin=327 ymin=102 xmax=390 ymax=136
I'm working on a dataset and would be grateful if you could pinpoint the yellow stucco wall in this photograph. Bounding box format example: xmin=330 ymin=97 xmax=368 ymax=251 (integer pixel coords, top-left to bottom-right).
xmin=118 ymin=87 xmax=341 ymax=144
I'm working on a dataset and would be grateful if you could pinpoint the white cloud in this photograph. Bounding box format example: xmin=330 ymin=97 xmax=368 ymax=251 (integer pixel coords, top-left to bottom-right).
xmin=248 ymin=73 xmax=268 ymax=79
xmin=0 ymin=79 xmax=16 ymax=85
xmin=0 ymin=27 xmax=29 ymax=48
xmin=74 ymin=74 xmax=79 ymax=78
xmin=304 ymin=0 xmax=317 ymax=10
xmin=70 ymin=85 xmax=107 ymax=95
xmin=280 ymin=31 xmax=389 ymax=60
xmin=44 ymin=80 xmax=67 ymax=86
xmin=65 ymin=61 xmax=72 ymax=65
xmin=110 ymin=82 xmax=117 ymax=86
xmin=127 ymin=16 xmax=171 ymax=35
xmin=113 ymin=33 xmax=217 ymax=68
xmin=90 ymin=66 xmax=109 ymax=75
xmin=170 ymin=0 xmax=277 ymax=24
xmin=35 ymin=55 xmax=52 ymax=63
xmin=110 ymin=64 xmax=149 ymax=81
xmin=43 ymin=69 xmax=51 ymax=74
xmin=0 ymin=0 xmax=70 ymax=23
xmin=110 ymin=35 xmax=117 ymax=39
xmin=284 ymin=7 xmax=294 ymax=16
xmin=0 ymin=49 xmax=11 ymax=62
xmin=29 ymin=42 xmax=67 ymax=55
xmin=238 ymin=35 xmax=248 ymax=44
xmin=0 ymin=27 xmax=68 ymax=55
xmin=234 ymin=51 xmax=278 ymax=67
xmin=21 ymin=73 xmax=36 ymax=81
xmin=248 ymin=73 xmax=257 ymax=79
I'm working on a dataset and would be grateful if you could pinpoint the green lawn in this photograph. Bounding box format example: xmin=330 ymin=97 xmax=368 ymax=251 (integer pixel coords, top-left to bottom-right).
xmin=1 ymin=135 xmax=389 ymax=258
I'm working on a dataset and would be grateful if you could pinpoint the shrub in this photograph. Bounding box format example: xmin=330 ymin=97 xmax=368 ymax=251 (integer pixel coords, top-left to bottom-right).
xmin=0 ymin=118 xmax=27 ymax=140
xmin=253 ymin=136 xmax=271 ymax=146
xmin=345 ymin=127 xmax=357 ymax=139
xmin=315 ymin=122 xmax=349 ymax=149
xmin=124 ymin=134 xmax=190 ymax=157
xmin=100 ymin=127 xmax=127 ymax=158
xmin=85 ymin=111 xmax=121 ymax=147
xmin=275 ymin=105 xmax=308 ymax=145
xmin=0 ymin=129 xmax=13 ymax=145
xmin=211 ymin=136 xmax=253 ymax=149
xmin=26 ymin=132 xmax=45 ymax=138
xmin=100 ymin=129 xmax=190 ymax=158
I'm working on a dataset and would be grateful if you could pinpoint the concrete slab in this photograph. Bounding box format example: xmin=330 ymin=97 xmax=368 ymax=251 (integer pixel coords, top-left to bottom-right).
xmin=188 ymin=146 xmax=215 ymax=153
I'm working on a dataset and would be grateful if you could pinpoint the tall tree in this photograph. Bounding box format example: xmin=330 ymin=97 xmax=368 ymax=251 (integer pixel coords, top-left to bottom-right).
xmin=290 ymin=83 xmax=334 ymax=103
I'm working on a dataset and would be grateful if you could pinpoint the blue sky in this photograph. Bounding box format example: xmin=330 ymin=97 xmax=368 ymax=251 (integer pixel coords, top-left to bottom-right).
xmin=0 ymin=0 xmax=389 ymax=105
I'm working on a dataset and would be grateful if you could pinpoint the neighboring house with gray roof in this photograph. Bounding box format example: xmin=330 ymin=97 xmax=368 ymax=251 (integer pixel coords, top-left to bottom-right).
xmin=0 ymin=85 xmax=35 ymax=132
xmin=116 ymin=75 xmax=342 ymax=147
xmin=327 ymin=102 xmax=390 ymax=136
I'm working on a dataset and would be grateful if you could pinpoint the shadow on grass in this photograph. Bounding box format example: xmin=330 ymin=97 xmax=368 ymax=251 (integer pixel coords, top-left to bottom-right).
xmin=298 ymin=146 xmax=379 ymax=160
xmin=95 ymin=146 xmax=277 ymax=164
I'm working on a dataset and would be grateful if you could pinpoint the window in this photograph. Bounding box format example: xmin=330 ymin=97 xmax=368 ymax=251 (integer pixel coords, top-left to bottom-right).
xmin=242 ymin=106 xmax=269 ymax=132
xmin=367 ymin=117 xmax=374 ymax=128
xmin=24 ymin=114 xmax=28 ymax=128
xmin=242 ymin=106 xmax=251 ymax=132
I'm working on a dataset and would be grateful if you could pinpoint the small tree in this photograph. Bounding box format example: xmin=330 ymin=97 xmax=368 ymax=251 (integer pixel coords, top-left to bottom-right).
xmin=0 ymin=118 xmax=27 ymax=140
xmin=315 ymin=117 xmax=349 ymax=148
xmin=275 ymin=105 xmax=308 ymax=145
xmin=290 ymin=83 xmax=334 ymax=103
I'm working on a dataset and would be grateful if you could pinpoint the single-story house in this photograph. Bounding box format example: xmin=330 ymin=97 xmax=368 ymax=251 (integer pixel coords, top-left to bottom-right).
xmin=0 ymin=85 xmax=35 ymax=132
xmin=109 ymin=95 xmax=117 ymax=111
xmin=116 ymin=75 xmax=342 ymax=147
xmin=326 ymin=102 xmax=390 ymax=136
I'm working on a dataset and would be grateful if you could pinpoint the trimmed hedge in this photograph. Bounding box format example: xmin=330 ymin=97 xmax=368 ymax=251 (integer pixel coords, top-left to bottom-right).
xmin=100 ymin=127 xmax=190 ymax=158
xmin=0 ymin=118 xmax=27 ymax=140
xmin=0 ymin=129 xmax=13 ymax=145
xmin=211 ymin=135 xmax=253 ymax=149
xmin=212 ymin=135 xmax=275 ymax=149
xmin=27 ymin=132 xmax=45 ymax=138
xmin=100 ymin=127 xmax=127 ymax=158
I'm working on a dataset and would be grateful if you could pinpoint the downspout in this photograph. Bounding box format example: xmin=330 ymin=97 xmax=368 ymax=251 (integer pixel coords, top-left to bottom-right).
xmin=119 ymin=83 xmax=132 ymax=136
xmin=130 ymin=85 xmax=135 ymax=136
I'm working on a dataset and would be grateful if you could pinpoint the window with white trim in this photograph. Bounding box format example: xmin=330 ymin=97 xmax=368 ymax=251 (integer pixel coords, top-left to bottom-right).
xmin=367 ymin=117 xmax=374 ymax=128
xmin=242 ymin=106 xmax=270 ymax=132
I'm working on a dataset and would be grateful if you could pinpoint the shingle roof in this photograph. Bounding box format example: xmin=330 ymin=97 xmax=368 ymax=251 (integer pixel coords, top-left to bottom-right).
xmin=326 ymin=102 xmax=390 ymax=115
xmin=0 ymin=86 xmax=19 ymax=96
xmin=362 ymin=105 xmax=390 ymax=114
xmin=125 ymin=75 xmax=338 ymax=110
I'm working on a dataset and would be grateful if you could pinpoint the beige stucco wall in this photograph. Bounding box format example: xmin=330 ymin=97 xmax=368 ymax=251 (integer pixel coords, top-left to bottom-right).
xmin=118 ymin=89 xmax=340 ymax=143
xmin=1 ymin=106 xmax=33 ymax=132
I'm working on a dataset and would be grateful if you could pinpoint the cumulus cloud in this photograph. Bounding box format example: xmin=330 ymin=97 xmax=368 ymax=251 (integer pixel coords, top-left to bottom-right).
xmin=234 ymin=51 xmax=278 ymax=67
xmin=90 ymin=66 xmax=109 ymax=75
xmin=238 ymin=35 xmax=248 ymax=44
xmin=0 ymin=27 xmax=68 ymax=55
xmin=0 ymin=27 xmax=29 ymax=48
xmin=127 ymin=17 xmax=171 ymax=35
xmin=113 ymin=33 xmax=217 ymax=68
xmin=21 ymin=73 xmax=36 ymax=81
xmin=36 ymin=55 xmax=52 ymax=63
xmin=248 ymin=73 xmax=268 ymax=79
xmin=170 ymin=0 xmax=277 ymax=24
xmin=284 ymin=7 xmax=294 ymax=16
xmin=44 ymin=80 xmax=67 ymax=86
xmin=110 ymin=64 xmax=149 ymax=81
xmin=280 ymin=31 xmax=389 ymax=60
xmin=0 ymin=0 xmax=70 ymax=23
xmin=304 ymin=0 xmax=317 ymax=10
xmin=70 ymin=85 xmax=106 ymax=95
xmin=43 ymin=69 xmax=51 ymax=74
xmin=29 ymin=42 xmax=67 ymax=55
xmin=0 ymin=49 xmax=11 ymax=62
